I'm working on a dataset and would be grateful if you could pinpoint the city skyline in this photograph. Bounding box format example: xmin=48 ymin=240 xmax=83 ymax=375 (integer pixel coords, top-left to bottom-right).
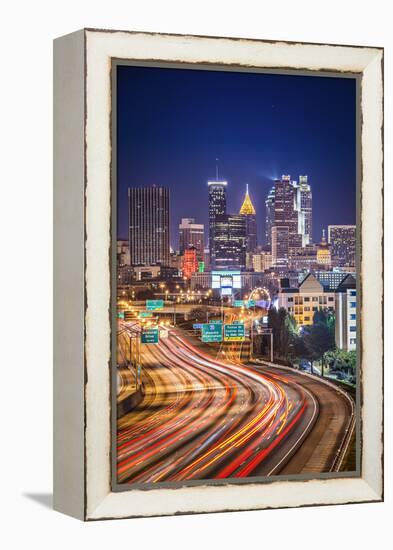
xmin=115 ymin=64 xmax=359 ymax=486
xmin=117 ymin=65 xmax=356 ymax=247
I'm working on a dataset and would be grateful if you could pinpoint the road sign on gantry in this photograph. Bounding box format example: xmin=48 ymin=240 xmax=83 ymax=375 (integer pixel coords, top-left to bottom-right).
xmin=146 ymin=299 xmax=164 ymax=311
xmin=224 ymin=323 xmax=245 ymax=341
xmin=139 ymin=311 xmax=154 ymax=318
xmin=141 ymin=328 xmax=159 ymax=344
xmin=201 ymin=322 xmax=222 ymax=343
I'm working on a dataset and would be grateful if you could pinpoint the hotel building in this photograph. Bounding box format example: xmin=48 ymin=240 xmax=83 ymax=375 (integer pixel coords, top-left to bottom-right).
xmin=278 ymin=273 xmax=335 ymax=326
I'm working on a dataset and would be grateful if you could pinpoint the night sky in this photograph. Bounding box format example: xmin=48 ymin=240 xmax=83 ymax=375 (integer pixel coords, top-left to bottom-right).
xmin=117 ymin=65 xmax=356 ymax=249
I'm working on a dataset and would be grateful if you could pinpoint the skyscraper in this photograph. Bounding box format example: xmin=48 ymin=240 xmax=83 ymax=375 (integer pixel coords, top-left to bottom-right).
xmin=316 ymin=229 xmax=332 ymax=268
xmin=271 ymin=226 xmax=289 ymax=268
xmin=117 ymin=239 xmax=130 ymax=266
xmin=213 ymin=214 xmax=246 ymax=270
xmin=239 ymin=184 xmax=257 ymax=253
xmin=271 ymin=175 xmax=302 ymax=267
xmin=294 ymin=175 xmax=313 ymax=245
xmin=335 ymin=274 xmax=357 ymax=351
xmin=182 ymin=246 xmax=199 ymax=279
xmin=128 ymin=186 xmax=170 ymax=266
xmin=208 ymin=180 xmax=227 ymax=267
xmin=179 ymin=218 xmax=205 ymax=260
xmin=328 ymin=225 xmax=356 ymax=268
xmin=265 ymin=186 xmax=275 ymax=248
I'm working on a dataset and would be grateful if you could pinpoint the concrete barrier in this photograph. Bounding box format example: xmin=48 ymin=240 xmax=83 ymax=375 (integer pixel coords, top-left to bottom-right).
xmin=117 ymin=385 xmax=145 ymax=419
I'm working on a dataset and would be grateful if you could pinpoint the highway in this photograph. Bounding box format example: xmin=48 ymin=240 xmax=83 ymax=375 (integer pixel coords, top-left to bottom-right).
xmin=115 ymin=323 xmax=356 ymax=483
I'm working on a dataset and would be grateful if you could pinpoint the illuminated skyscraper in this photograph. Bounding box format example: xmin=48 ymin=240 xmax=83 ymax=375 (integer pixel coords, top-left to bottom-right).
xmin=272 ymin=226 xmax=289 ymax=268
xmin=239 ymin=184 xmax=257 ymax=253
xmin=182 ymin=246 xmax=199 ymax=279
xmin=265 ymin=186 xmax=275 ymax=248
xmin=179 ymin=218 xmax=205 ymax=260
xmin=271 ymin=175 xmax=302 ymax=267
xmin=328 ymin=225 xmax=356 ymax=268
xmin=208 ymin=180 xmax=227 ymax=267
xmin=317 ymin=229 xmax=332 ymax=268
xmin=213 ymin=214 xmax=246 ymax=270
xmin=128 ymin=186 xmax=170 ymax=266
xmin=294 ymin=175 xmax=313 ymax=245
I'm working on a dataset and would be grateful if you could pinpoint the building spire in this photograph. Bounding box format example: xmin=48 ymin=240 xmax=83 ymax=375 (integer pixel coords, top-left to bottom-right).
xmin=216 ymin=158 xmax=219 ymax=181
xmin=239 ymin=184 xmax=256 ymax=215
xmin=320 ymin=228 xmax=328 ymax=246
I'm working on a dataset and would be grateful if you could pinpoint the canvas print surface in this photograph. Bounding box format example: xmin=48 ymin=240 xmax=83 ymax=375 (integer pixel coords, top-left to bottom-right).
xmin=114 ymin=64 xmax=358 ymax=486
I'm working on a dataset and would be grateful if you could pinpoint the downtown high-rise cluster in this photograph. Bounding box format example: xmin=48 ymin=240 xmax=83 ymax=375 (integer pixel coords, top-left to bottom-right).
xmin=119 ymin=175 xmax=357 ymax=352
xmin=124 ymin=176 xmax=356 ymax=276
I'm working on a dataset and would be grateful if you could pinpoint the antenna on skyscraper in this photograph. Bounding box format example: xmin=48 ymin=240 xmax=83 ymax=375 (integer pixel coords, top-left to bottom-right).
xmin=216 ymin=158 xmax=219 ymax=181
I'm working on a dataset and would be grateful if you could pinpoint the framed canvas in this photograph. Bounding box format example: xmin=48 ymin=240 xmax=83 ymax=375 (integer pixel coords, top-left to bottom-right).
xmin=53 ymin=28 xmax=383 ymax=520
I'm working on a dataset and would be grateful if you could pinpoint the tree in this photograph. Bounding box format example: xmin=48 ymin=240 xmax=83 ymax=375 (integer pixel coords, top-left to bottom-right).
xmin=303 ymin=319 xmax=335 ymax=374
xmin=288 ymin=333 xmax=308 ymax=366
xmin=268 ymin=307 xmax=298 ymax=361
xmin=324 ymin=348 xmax=356 ymax=375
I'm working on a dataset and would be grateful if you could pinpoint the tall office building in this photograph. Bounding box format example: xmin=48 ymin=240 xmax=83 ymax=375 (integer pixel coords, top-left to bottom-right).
xmin=179 ymin=218 xmax=205 ymax=260
xmin=265 ymin=186 xmax=275 ymax=248
xmin=213 ymin=214 xmax=246 ymax=270
xmin=117 ymin=239 xmax=130 ymax=266
xmin=335 ymin=274 xmax=357 ymax=351
xmin=272 ymin=226 xmax=289 ymax=268
xmin=271 ymin=175 xmax=302 ymax=267
xmin=182 ymin=246 xmax=199 ymax=279
xmin=294 ymin=175 xmax=313 ymax=245
xmin=208 ymin=180 xmax=227 ymax=267
xmin=239 ymin=184 xmax=257 ymax=253
xmin=328 ymin=225 xmax=356 ymax=268
xmin=128 ymin=186 xmax=170 ymax=266
xmin=252 ymin=250 xmax=273 ymax=272
xmin=316 ymin=229 xmax=332 ymax=268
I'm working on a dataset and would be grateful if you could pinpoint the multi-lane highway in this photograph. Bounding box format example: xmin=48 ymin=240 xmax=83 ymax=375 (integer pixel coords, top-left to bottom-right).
xmin=116 ymin=322 xmax=355 ymax=484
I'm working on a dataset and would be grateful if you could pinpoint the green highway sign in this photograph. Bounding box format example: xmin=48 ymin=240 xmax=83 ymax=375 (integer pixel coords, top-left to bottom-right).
xmin=224 ymin=323 xmax=245 ymax=341
xmin=211 ymin=319 xmax=222 ymax=324
xmin=117 ymin=311 xmax=125 ymax=319
xmin=141 ymin=328 xmax=159 ymax=344
xmin=201 ymin=322 xmax=222 ymax=343
xmin=233 ymin=300 xmax=255 ymax=308
xmin=139 ymin=311 xmax=153 ymax=318
xmin=146 ymin=299 xmax=164 ymax=311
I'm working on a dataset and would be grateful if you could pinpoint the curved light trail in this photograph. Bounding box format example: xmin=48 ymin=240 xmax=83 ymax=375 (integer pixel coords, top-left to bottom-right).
xmin=116 ymin=325 xmax=319 ymax=483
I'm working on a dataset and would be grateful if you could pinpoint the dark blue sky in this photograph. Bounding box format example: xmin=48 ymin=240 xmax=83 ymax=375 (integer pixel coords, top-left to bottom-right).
xmin=117 ymin=65 xmax=356 ymax=248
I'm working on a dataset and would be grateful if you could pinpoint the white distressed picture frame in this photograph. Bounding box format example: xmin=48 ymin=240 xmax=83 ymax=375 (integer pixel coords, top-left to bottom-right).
xmin=53 ymin=29 xmax=383 ymax=521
